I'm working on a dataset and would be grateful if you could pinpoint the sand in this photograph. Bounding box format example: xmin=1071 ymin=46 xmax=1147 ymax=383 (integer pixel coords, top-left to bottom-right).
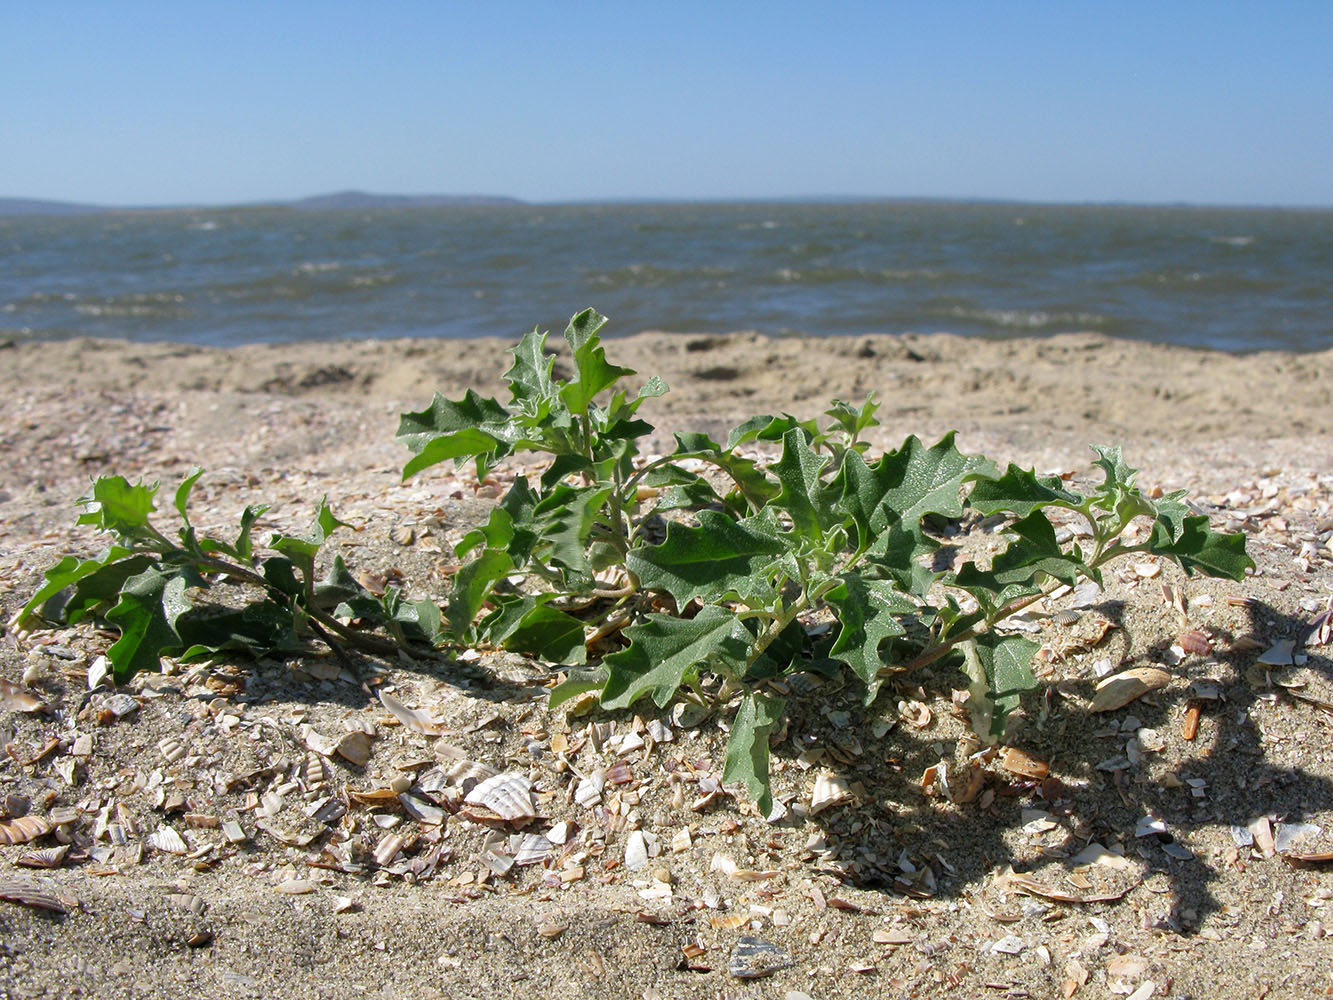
xmin=1 ymin=329 xmax=1331 ymax=998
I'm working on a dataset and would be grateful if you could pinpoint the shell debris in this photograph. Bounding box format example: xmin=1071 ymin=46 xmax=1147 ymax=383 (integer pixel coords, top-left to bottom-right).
xmin=1090 ymin=667 xmax=1172 ymax=712
xmin=809 ymin=772 xmax=854 ymax=814
xmin=462 ymin=772 xmax=537 ymax=827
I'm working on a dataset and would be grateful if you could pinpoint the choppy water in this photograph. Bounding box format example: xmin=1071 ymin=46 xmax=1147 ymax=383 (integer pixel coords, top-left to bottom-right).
xmin=2 ymin=201 xmax=1330 ymax=352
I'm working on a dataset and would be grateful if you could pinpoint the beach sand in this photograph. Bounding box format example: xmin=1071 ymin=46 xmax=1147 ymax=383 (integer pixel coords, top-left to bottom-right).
xmin=1 ymin=330 xmax=1331 ymax=998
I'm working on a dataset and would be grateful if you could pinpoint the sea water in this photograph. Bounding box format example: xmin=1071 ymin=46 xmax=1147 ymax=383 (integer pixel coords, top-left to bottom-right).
xmin=2 ymin=201 xmax=1330 ymax=352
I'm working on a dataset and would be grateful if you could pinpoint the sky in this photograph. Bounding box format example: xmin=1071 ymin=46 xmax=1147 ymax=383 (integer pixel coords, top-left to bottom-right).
xmin=3 ymin=1 xmax=1331 ymax=207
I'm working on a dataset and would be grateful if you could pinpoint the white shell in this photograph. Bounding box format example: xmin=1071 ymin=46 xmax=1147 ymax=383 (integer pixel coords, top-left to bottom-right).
xmin=513 ymin=833 xmax=554 ymax=865
xmin=147 ymin=825 xmax=188 ymax=855
xmin=624 ymin=830 xmax=649 ymax=870
xmin=463 ymin=772 xmax=536 ymax=823
xmin=809 ymin=773 xmax=853 ymax=815
xmin=575 ymin=769 xmax=605 ymax=809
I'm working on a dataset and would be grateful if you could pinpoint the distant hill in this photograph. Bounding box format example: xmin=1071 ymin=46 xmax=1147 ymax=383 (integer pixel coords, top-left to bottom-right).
xmin=0 ymin=197 xmax=112 ymax=216
xmin=0 ymin=190 xmax=524 ymax=216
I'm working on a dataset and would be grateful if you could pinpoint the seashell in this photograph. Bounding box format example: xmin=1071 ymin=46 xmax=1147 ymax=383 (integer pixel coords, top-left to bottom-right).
xmin=482 ymin=850 xmax=515 ymax=877
xmin=546 ymin=821 xmax=570 ymax=845
xmin=373 ymin=832 xmax=407 ymax=867
xmin=389 ymin=523 xmax=416 ymax=546
xmin=536 ymin=922 xmax=567 ymax=939
xmin=616 ymin=732 xmax=645 ymax=754
xmin=513 ymin=833 xmax=554 ymax=866
xmin=605 ymin=760 xmax=635 ymax=785
xmin=166 ymin=892 xmax=207 ymax=916
xmin=728 ymin=937 xmax=795 ymax=980
xmin=0 ymin=876 xmax=68 ymax=913
xmin=398 ymin=792 xmax=446 ymax=826
xmin=1090 ymin=667 xmax=1172 ymax=712
xmin=302 ymin=727 xmax=338 ymax=757
xmin=335 ymin=731 xmax=373 ymax=767
xmin=388 ymin=751 xmax=434 ymax=771
xmin=575 ymin=770 xmax=605 ymax=809
xmin=671 ymin=827 xmax=693 ymax=854
xmin=301 ymin=753 xmax=330 ymax=789
xmin=378 ymin=690 xmax=444 ymax=735
xmin=221 ymin=820 xmax=248 ymax=844
xmin=898 ymin=699 xmax=932 ymax=728
xmin=1051 ymin=609 xmax=1081 ymax=627
xmin=274 ymin=878 xmax=319 ymax=895
xmin=646 ymin=719 xmax=674 ymax=743
xmin=586 ymin=721 xmax=615 ymax=752
xmin=1135 ymin=727 xmax=1165 ymax=752
xmin=624 ymin=830 xmax=649 ymax=870
xmin=147 ymin=825 xmax=188 ymax=855
xmin=710 ymin=913 xmax=749 ymax=930
xmin=999 ymin=747 xmax=1050 ymax=780
xmin=1178 ymin=630 xmax=1212 ymax=656
xmin=16 ymin=845 xmax=68 ymax=869
xmin=446 ymin=759 xmax=499 ymax=788
xmin=1256 ymin=639 xmax=1295 ymax=666
xmin=305 ymin=797 xmax=346 ymax=825
xmin=671 ymin=701 xmax=708 ymax=729
xmin=1133 ymin=561 xmax=1161 ymax=579
xmin=462 ymin=772 xmax=536 ymax=825
xmin=349 ymin=787 xmax=401 ymax=806
xmin=809 ymin=773 xmax=853 ymax=815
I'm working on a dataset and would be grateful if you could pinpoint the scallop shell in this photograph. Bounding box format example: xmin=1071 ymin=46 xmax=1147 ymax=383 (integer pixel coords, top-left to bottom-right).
xmin=809 ymin=773 xmax=853 ymax=815
xmin=147 ymin=825 xmax=188 ymax=855
xmin=447 ymin=759 xmax=499 ymax=788
xmin=16 ymin=845 xmax=68 ymax=869
xmin=0 ymin=816 xmax=52 ymax=846
xmin=462 ymin=772 xmax=536 ymax=825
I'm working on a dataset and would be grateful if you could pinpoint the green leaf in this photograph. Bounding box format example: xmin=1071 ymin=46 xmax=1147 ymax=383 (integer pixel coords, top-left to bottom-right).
xmin=482 ymin=594 xmax=587 ymax=665
xmin=559 ymin=311 xmax=636 ymax=416
xmin=954 ymin=510 xmax=1090 ymax=612
xmin=628 ymin=508 xmax=787 ymax=607
xmin=174 ymin=468 xmax=205 ymax=525
xmin=447 ymin=548 xmax=514 ymax=636
xmin=967 ymin=464 xmax=1087 ymax=518
xmin=833 ymin=433 xmax=995 ymax=546
xmin=601 ymin=606 xmax=750 ymax=710
xmin=76 ymin=476 xmax=160 ymax=540
xmin=548 ymin=666 xmax=610 ymax=711
xmin=16 ymin=546 xmax=137 ymax=626
xmin=724 ymin=413 xmax=816 ymax=451
xmin=959 ymin=633 xmax=1040 ymax=744
xmin=105 ymin=567 xmax=193 ymax=680
xmin=771 ymin=428 xmax=835 ymax=541
xmin=825 ymin=574 xmax=912 ymax=702
xmin=270 ymin=498 xmax=347 ymax=565
xmin=1149 ymin=514 xmax=1253 ymax=580
xmin=504 ymin=326 xmax=558 ymax=406
xmin=397 ymin=389 xmax=514 ymax=478
xmin=722 ymin=690 xmax=786 ymax=817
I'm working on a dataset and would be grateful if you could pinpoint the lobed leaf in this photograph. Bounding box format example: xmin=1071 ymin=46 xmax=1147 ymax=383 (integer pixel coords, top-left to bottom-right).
xmin=721 ymin=689 xmax=786 ymax=817
xmin=601 ymin=607 xmax=751 ymax=710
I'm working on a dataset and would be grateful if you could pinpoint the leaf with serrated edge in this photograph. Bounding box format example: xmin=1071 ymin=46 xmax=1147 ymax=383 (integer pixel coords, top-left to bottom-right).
xmin=825 ymin=574 xmax=911 ymax=702
xmin=77 ymin=476 xmax=159 ymax=540
xmin=601 ymin=607 xmax=750 ymax=710
xmin=967 ymin=464 xmax=1087 ymax=518
xmin=770 ymin=428 xmax=834 ymax=540
xmin=722 ymin=690 xmax=785 ymax=816
xmin=105 ymin=568 xmax=192 ymax=680
xmin=954 ymin=510 xmax=1090 ymax=611
xmin=628 ymin=508 xmax=786 ymax=606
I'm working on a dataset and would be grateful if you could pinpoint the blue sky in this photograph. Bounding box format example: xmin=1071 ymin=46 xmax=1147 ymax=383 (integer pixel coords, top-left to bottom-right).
xmin=3 ymin=1 xmax=1330 ymax=206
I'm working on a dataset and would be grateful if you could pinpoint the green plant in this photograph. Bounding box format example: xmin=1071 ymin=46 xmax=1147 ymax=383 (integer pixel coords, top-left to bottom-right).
xmin=399 ymin=309 xmax=1253 ymax=812
xmin=13 ymin=473 xmax=442 ymax=682
xmin=19 ymin=308 xmax=1252 ymax=813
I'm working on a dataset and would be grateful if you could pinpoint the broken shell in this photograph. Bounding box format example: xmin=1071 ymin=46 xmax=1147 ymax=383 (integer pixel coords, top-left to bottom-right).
xmin=999 ymin=747 xmax=1050 ymax=780
xmin=1257 ymin=639 xmax=1296 ymax=666
xmin=462 ymin=772 xmax=537 ymax=825
xmin=605 ymin=760 xmax=635 ymax=785
xmin=16 ymin=845 xmax=68 ymax=869
xmin=809 ymin=773 xmax=854 ymax=815
xmin=575 ymin=770 xmax=605 ymax=809
xmin=728 ymin=937 xmax=795 ymax=980
xmin=398 ymin=792 xmax=446 ymax=826
xmin=671 ymin=701 xmax=708 ymax=729
xmin=898 ymin=700 xmax=933 ymax=728
xmin=335 ymin=731 xmax=373 ymax=767
xmin=1089 ymin=667 xmax=1172 ymax=712
xmin=625 ymin=830 xmax=649 ymax=870
xmin=514 ymin=833 xmax=554 ymax=865
xmin=1178 ymin=630 xmax=1212 ymax=656
xmin=0 ymin=678 xmax=45 ymax=713
xmin=275 ymin=879 xmax=319 ymax=895
xmin=378 ymin=690 xmax=444 ymax=735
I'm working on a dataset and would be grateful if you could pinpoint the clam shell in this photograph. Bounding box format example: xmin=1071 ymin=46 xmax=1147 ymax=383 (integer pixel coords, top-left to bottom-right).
xmin=335 ymin=731 xmax=373 ymax=767
xmin=513 ymin=833 xmax=554 ymax=866
xmin=463 ymin=772 xmax=536 ymax=824
xmin=378 ymin=690 xmax=444 ymax=735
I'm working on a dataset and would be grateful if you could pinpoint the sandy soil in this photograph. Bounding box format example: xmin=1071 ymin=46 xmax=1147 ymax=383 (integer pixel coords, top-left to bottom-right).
xmin=1 ymin=329 xmax=1331 ymax=999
